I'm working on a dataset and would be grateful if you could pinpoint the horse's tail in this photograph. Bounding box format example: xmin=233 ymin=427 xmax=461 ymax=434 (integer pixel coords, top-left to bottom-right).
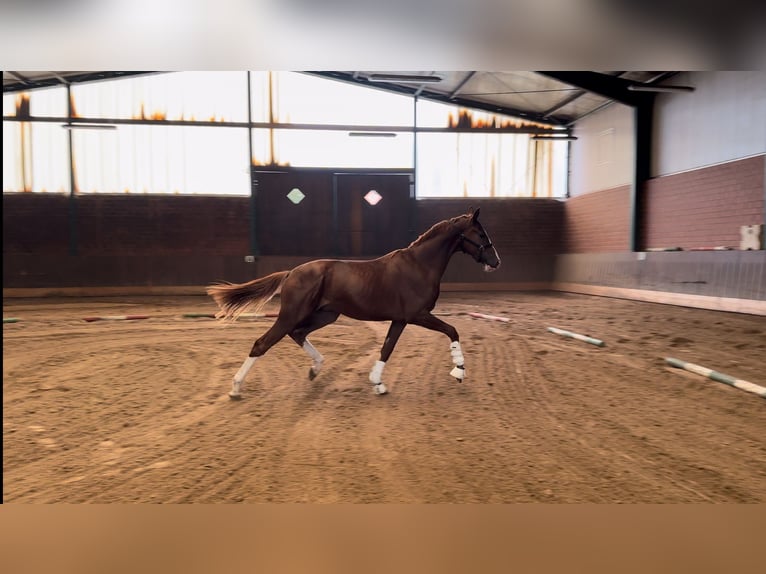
xmin=206 ymin=271 xmax=289 ymax=321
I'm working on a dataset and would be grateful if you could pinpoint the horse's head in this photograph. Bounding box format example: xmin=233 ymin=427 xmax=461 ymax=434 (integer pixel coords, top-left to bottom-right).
xmin=458 ymin=208 xmax=501 ymax=272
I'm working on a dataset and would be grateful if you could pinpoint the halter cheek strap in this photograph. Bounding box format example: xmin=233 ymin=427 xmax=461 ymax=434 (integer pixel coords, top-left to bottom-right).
xmin=459 ymin=234 xmax=493 ymax=261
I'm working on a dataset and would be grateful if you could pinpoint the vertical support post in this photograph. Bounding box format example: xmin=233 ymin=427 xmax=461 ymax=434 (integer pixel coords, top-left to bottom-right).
xmin=531 ymin=139 xmax=539 ymax=198
xmin=246 ymin=72 xmax=258 ymax=256
xmin=565 ymin=139 xmax=572 ymax=199
xmin=332 ymin=173 xmax=340 ymax=257
xmin=410 ymin=96 xmax=418 ymax=242
xmin=66 ymin=84 xmax=78 ymax=256
xmin=412 ymin=95 xmax=418 ymax=200
xmin=762 ymin=148 xmax=766 ymax=227
xmin=631 ymin=99 xmax=654 ymax=252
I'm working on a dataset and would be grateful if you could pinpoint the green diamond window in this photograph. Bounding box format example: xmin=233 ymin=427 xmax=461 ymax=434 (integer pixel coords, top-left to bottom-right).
xmin=287 ymin=188 xmax=305 ymax=204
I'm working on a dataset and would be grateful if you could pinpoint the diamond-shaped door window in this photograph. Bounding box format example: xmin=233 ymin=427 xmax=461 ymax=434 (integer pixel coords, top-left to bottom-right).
xmin=286 ymin=188 xmax=305 ymax=204
xmin=364 ymin=189 xmax=382 ymax=206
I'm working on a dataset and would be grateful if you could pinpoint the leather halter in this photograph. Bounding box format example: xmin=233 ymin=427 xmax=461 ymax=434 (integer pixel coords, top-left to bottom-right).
xmin=459 ymin=233 xmax=494 ymax=262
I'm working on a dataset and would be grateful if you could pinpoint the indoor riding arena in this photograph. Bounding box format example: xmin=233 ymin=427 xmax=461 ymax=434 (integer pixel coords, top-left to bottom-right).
xmin=4 ymin=71 xmax=765 ymax=504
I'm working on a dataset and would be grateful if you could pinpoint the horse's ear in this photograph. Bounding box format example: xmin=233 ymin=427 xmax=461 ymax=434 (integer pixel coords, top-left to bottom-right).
xmin=471 ymin=207 xmax=481 ymax=221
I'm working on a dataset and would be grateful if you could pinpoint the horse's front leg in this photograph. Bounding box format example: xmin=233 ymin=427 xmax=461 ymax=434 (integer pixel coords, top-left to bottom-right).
xmin=409 ymin=313 xmax=465 ymax=381
xmin=369 ymin=321 xmax=406 ymax=395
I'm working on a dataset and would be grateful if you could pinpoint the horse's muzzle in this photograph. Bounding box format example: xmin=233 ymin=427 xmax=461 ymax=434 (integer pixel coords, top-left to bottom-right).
xmin=483 ymin=255 xmax=501 ymax=272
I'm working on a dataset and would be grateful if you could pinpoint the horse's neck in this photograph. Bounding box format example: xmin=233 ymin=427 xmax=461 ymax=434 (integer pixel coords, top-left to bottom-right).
xmin=408 ymin=228 xmax=461 ymax=279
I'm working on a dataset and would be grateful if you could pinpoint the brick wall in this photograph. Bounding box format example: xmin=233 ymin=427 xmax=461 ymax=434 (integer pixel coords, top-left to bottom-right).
xmin=643 ymin=155 xmax=764 ymax=249
xmin=564 ymin=185 xmax=631 ymax=253
xmin=563 ymin=155 xmax=765 ymax=253
xmin=3 ymin=194 xmax=251 ymax=255
xmin=415 ymin=198 xmax=564 ymax=255
xmin=77 ymin=195 xmax=251 ymax=255
xmin=3 ymin=192 xmax=565 ymax=288
xmin=415 ymin=198 xmax=565 ymax=284
xmin=3 ymin=193 xmax=70 ymax=254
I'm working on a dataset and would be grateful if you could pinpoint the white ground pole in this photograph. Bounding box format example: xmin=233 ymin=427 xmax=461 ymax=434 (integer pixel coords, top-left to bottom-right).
xmin=468 ymin=312 xmax=510 ymax=323
xmin=547 ymin=327 xmax=605 ymax=347
xmin=665 ymin=358 xmax=766 ymax=399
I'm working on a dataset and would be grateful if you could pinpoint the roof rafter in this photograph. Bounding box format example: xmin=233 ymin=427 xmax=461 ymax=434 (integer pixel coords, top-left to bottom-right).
xmin=536 ymin=71 xmax=653 ymax=107
xmin=3 ymin=71 xmax=159 ymax=93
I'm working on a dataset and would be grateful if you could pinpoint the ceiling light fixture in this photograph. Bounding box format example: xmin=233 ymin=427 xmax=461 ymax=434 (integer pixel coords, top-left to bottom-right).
xmin=348 ymin=131 xmax=397 ymax=138
xmin=627 ymin=84 xmax=695 ymax=93
xmin=367 ymin=74 xmax=443 ymax=84
xmin=61 ymin=123 xmax=117 ymax=130
xmin=531 ymin=135 xmax=577 ymax=141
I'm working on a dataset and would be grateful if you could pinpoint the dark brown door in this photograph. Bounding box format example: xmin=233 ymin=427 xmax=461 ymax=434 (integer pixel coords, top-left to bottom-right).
xmin=254 ymin=170 xmax=334 ymax=256
xmin=335 ymin=173 xmax=412 ymax=257
xmin=254 ymin=170 xmax=412 ymax=257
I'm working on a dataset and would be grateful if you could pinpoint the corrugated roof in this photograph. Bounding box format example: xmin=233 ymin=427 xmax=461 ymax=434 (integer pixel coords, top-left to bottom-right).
xmin=3 ymin=70 xmax=676 ymax=126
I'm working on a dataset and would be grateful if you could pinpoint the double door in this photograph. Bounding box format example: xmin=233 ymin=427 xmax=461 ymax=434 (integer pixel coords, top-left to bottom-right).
xmin=254 ymin=170 xmax=413 ymax=257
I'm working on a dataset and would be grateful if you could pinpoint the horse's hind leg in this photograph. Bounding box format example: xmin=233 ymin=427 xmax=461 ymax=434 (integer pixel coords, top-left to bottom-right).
xmin=229 ymin=318 xmax=295 ymax=399
xmin=288 ymin=309 xmax=340 ymax=380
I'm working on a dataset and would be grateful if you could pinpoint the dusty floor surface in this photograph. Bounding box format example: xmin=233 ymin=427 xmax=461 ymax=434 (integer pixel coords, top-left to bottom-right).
xmin=3 ymin=292 xmax=765 ymax=503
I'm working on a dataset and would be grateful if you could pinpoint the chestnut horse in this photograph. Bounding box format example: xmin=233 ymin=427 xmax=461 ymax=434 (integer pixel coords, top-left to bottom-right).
xmin=207 ymin=208 xmax=500 ymax=398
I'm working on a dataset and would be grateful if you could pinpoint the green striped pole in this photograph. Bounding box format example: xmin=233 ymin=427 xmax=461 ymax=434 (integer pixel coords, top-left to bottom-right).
xmin=547 ymin=327 xmax=605 ymax=347
xmin=83 ymin=315 xmax=150 ymax=322
xmin=3 ymin=318 xmax=21 ymax=324
xmin=665 ymin=357 xmax=766 ymax=399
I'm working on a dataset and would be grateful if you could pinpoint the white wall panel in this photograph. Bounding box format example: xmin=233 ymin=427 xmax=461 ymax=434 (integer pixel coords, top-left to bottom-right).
xmin=570 ymin=102 xmax=634 ymax=197
xmin=653 ymin=71 xmax=766 ymax=176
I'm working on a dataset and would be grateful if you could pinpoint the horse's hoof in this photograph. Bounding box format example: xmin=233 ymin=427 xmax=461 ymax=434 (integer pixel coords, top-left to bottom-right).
xmin=308 ymin=368 xmax=318 ymax=381
xmin=373 ymin=383 xmax=388 ymax=395
xmin=228 ymin=392 xmax=243 ymax=400
xmin=450 ymin=365 xmax=465 ymax=381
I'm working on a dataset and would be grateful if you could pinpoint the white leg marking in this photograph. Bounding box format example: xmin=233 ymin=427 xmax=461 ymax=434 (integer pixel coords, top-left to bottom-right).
xmin=369 ymin=360 xmax=385 ymax=384
xmin=303 ymin=340 xmax=324 ymax=374
xmin=450 ymin=341 xmax=465 ymax=380
xmin=231 ymin=356 xmax=257 ymax=397
xmin=369 ymin=360 xmax=388 ymax=395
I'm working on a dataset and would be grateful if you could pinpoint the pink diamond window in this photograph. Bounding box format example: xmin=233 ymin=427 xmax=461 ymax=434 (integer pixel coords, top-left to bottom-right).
xmin=364 ymin=189 xmax=382 ymax=206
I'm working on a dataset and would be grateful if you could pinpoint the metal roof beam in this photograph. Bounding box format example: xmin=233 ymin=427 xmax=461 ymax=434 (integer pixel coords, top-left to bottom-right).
xmin=541 ymin=89 xmax=586 ymax=119
xmin=536 ymin=71 xmax=651 ymax=108
xmin=50 ymin=73 xmax=71 ymax=85
xmin=449 ymin=71 xmax=476 ymax=99
xmin=3 ymin=71 xmax=159 ymax=93
xmin=6 ymin=71 xmax=31 ymax=85
xmin=542 ymin=72 xmax=626 ymax=119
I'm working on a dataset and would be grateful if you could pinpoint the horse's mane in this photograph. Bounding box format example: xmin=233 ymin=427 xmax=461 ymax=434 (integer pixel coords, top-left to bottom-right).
xmin=407 ymin=215 xmax=468 ymax=248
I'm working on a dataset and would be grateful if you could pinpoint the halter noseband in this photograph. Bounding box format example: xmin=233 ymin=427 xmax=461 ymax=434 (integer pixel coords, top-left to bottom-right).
xmin=459 ymin=233 xmax=494 ymax=261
